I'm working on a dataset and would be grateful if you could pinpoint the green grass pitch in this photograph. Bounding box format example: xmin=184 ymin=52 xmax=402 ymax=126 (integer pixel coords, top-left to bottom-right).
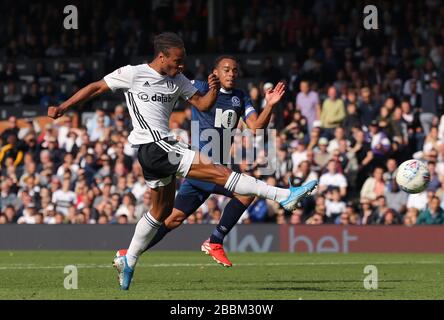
xmin=1 ymin=251 xmax=443 ymax=300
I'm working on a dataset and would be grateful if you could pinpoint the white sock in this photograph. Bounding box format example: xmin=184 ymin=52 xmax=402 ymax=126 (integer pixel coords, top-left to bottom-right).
xmin=224 ymin=172 xmax=290 ymax=202
xmin=126 ymin=211 xmax=161 ymax=268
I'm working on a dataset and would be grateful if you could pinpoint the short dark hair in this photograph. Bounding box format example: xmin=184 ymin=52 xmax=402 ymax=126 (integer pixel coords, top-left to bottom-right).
xmin=153 ymin=32 xmax=184 ymax=57
xmin=214 ymin=55 xmax=238 ymax=69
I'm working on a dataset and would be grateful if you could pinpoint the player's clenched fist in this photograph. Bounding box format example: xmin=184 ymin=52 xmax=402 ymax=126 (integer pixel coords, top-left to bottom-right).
xmin=47 ymin=106 xmax=64 ymax=119
xmin=208 ymin=74 xmax=220 ymax=90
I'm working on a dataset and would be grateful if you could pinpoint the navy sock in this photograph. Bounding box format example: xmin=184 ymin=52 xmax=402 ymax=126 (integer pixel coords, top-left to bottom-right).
xmin=143 ymin=223 xmax=171 ymax=252
xmin=210 ymin=197 xmax=248 ymax=245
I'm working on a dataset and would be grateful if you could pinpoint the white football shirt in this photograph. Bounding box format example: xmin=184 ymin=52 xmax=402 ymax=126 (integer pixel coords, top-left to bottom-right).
xmin=103 ymin=64 xmax=198 ymax=145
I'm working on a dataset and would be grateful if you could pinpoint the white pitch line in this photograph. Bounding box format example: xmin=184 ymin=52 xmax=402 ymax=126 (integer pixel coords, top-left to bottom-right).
xmin=0 ymin=260 xmax=442 ymax=270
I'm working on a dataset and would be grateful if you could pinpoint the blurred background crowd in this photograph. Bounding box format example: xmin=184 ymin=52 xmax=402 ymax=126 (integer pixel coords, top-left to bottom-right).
xmin=1 ymin=0 xmax=444 ymax=226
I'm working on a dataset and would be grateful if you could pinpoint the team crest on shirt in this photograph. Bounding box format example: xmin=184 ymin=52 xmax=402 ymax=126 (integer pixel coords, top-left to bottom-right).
xmin=166 ymin=81 xmax=174 ymax=89
xmin=231 ymin=96 xmax=241 ymax=107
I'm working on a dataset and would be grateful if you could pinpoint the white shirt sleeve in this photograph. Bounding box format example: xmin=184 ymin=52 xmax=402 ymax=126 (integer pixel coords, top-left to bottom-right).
xmin=319 ymin=174 xmax=327 ymax=187
xmin=178 ymin=74 xmax=198 ymax=100
xmin=338 ymin=174 xmax=348 ymax=187
xmin=103 ymin=65 xmax=134 ymax=92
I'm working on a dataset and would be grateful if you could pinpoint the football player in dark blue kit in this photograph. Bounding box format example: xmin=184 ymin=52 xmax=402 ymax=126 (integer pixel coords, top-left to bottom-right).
xmin=141 ymin=55 xmax=316 ymax=266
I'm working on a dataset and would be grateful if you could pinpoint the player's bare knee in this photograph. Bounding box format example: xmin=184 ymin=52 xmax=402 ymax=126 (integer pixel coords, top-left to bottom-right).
xmin=165 ymin=210 xmax=187 ymax=229
xmin=214 ymin=164 xmax=232 ymax=185
xmin=236 ymin=195 xmax=255 ymax=206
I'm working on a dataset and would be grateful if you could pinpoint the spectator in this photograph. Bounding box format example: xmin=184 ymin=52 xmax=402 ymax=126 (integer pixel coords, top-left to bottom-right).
xmin=416 ymin=196 xmax=444 ymax=225
xmin=327 ymin=127 xmax=350 ymax=154
xmin=17 ymin=201 xmax=38 ymax=224
xmin=403 ymin=69 xmax=423 ymax=96
xmin=238 ymin=29 xmax=256 ymax=53
xmin=260 ymin=57 xmax=283 ymax=85
xmin=51 ymin=178 xmax=77 ymax=216
xmin=427 ymin=161 xmax=442 ymax=192
xmin=40 ymin=84 xmax=65 ymax=108
xmin=97 ymin=214 xmax=109 ymax=224
xmin=87 ymin=109 xmax=111 ymax=137
xmin=368 ymin=120 xmax=391 ymax=166
xmin=249 ymin=86 xmax=262 ymax=113
xmin=360 ymin=167 xmax=386 ymax=202
xmin=342 ymin=103 xmax=361 ymax=137
xmin=367 ymin=195 xmax=390 ymax=225
xmin=1 ymin=116 xmax=19 ymax=145
xmin=116 ymin=212 xmax=129 ymax=224
xmin=55 ymin=61 xmax=75 ymax=82
xmin=296 ymin=81 xmax=320 ymax=131
xmin=325 ymin=187 xmax=346 ymax=223
xmin=3 ymin=83 xmax=22 ymax=105
xmin=422 ymin=126 xmax=441 ymax=158
xmin=115 ymin=193 xmax=136 ymax=223
xmin=404 ymin=207 xmax=419 ymax=226
xmin=34 ymin=61 xmax=51 ymax=84
xmin=293 ymin=160 xmax=318 ymax=186
xmin=305 ymin=212 xmax=324 ymax=225
xmin=358 ymin=87 xmax=378 ymax=128
xmin=23 ymin=82 xmax=41 ymax=105
xmin=291 ymin=140 xmax=308 ymax=173
xmin=0 ymin=134 xmax=24 ymax=168
xmin=313 ymin=137 xmax=331 ymax=172
xmin=3 ymin=205 xmax=18 ymax=223
xmin=320 ymin=86 xmax=346 ymax=138
xmin=0 ymin=62 xmax=19 ymax=81
xmin=288 ymin=62 xmax=301 ymax=95
xmin=0 ymin=180 xmax=17 ymax=212
xmin=319 ymin=159 xmax=348 ymax=198
xmin=75 ymin=62 xmax=93 ymax=87
xmin=382 ymin=208 xmax=402 ymax=225
xmin=384 ymin=179 xmax=408 ymax=215
xmin=420 ymin=78 xmax=440 ymax=135
xmin=135 ymin=190 xmax=152 ymax=221
xmin=275 ymin=148 xmax=292 ymax=181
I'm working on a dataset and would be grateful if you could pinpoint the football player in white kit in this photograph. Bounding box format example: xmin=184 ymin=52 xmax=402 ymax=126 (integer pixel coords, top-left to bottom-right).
xmin=48 ymin=32 xmax=317 ymax=290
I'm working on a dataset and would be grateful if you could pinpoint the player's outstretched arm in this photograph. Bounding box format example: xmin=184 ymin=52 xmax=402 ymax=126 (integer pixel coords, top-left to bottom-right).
xmin=187 ymin=74 xmax=220 ymax=112
xmin=246 ymin=81 xmax=285 ymax=133
xmin=47 ymin=80 xmax=111 ymax=119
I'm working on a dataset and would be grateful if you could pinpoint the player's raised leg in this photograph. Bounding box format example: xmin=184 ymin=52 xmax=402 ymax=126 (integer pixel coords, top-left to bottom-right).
xmin=187 ymin=152 xmax=318 ymax=211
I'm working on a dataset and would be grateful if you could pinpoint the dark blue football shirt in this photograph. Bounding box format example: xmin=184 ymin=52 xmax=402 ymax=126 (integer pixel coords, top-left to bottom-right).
xmin=190 ymin=80 xmax=256 ymax=164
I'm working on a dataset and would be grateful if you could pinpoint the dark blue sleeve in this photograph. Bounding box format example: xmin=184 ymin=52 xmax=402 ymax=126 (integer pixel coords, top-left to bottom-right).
xmin=240 ymin=90 xmax=257 ymax=120
xmin=192 ymin=80 xmax=210 ymax=95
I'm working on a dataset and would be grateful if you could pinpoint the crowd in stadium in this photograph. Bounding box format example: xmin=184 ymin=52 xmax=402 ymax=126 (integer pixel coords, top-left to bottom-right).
xmin=1 ymin=0 xmax=444 ymax=225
